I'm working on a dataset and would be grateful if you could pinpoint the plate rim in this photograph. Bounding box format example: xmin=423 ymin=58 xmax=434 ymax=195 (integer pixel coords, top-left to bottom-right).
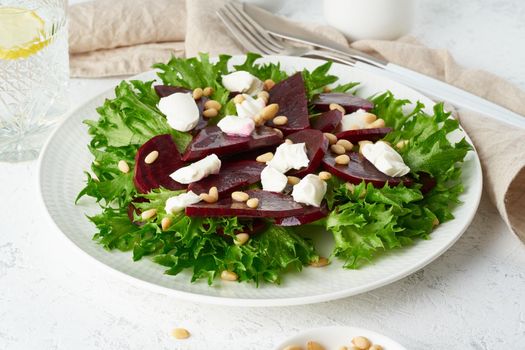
xmin=37 ymin=55 xmax=483 ymax=307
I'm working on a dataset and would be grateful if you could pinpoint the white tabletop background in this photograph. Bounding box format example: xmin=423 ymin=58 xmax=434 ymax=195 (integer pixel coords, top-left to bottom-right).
xmin=1 ymin=0 xmax=525 ymax=349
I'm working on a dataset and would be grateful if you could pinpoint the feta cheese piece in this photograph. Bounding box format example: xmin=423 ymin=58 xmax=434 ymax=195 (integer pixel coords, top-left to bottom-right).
xmin=362 ymin=141 xmax=410 ymax=177
xmin=260 ymin=165 xmax=288 ymax=192
xmin=157 ymin=92 xmax=200 ymax=132
xmin=170 ymin=154 xmax=221 ymax=184
xmin=222 ymin=71 xmax=263 ymax=95
xmin=165 ymin=191 xmax=201 ymax=214
xmin=236 ymin=94 xmax=266 ymax=120
xmin=340 ymin=109 xmax=372 ymax=131
xmin=292 ymin=174 xmax=327 ymax=207
xmin=267 ymin=142 xmax=309 ymax=173
xmin=217 ymin=115 xmax=255 ymax=137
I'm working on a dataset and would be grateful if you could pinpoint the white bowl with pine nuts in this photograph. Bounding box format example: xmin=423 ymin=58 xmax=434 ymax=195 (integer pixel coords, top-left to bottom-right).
xmin=39 ymin=55 xmax=482 ymax=307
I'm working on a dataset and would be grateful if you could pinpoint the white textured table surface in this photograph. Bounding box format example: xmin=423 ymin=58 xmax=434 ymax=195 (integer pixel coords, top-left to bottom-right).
xmin=2 ymin=1 xmax=525 ymax=349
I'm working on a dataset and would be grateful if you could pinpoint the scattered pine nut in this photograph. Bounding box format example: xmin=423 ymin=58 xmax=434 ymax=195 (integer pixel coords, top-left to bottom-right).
xmin=282 ymin=345 xmax=303 ymax=350
xmin=161 ymin=217 xmax=172 ymax=231
xmin=256 ymin=152 xmax=274 ymax=163
xmin=345 ymin=182 xmax=355 ymax=193
xmin=310 ymin=257 xmax=330 ymax=267
xmin=172 ymin=327 xmax=190 ymax=339
xmin=323 ymin=86 xmax=332 ymax=93
xmin=192 ymin=88 xmax=203 ymax=99
xmin=396 ymin=139 xmax=408 ymax=149
xmin=258 ymin=90 xmax=269 ymax=102
xmin=352 ymin=336 xmax=371 ymax=350
xmin=234 ymin=233 xmax=250 ymax=246
xmin=331 ymin=144 xmax=346 ymax=155
xmin=144 ymin=150 xmax=159 ymax=164
xmin=118 ymin=160 xmax=130 ymax=174
xmin=335 ymin=154 xmax=350 ymax=165
xmin=362 ymin=112 xmax=377 ymax=124
xmin=323 ymin=132 xmax=337 ymax=145
xmin=231 ymin=191 xmax=249 ymax=202
xmin=221 ymin=270 xmax=238 ymax=281
xmin=307 ymin=341 xmax=325 ymax=350
xmin=367 ymin=118 xmax=385 ymax=128
xmin=246 ymin=197 xmax=259 ymax=209
xmin=209 ymin=186 xmax=219 ymax=199
xmin=336 ymin=139 xmax=354 ymax=151
xmin=264 ymin=79 xmax=275 ymax=91
xmin=203 ymin=86 xmax=214 ymax=96
xmin=318 ymin=171 xmax=332 ymax=181
xmin=433 ymin=217 xmax=440 ymax=226
xmin=329 ymin=103 xmax=345 ymax=114
xmin=204 ymin=100 xmax=222 ymax=111
xmin=369 ymin=345 xmax=383 ymax=350
xmin=285 ymin=139 xmax=293 ymax=144
xmin=273 ymin=115 xmax=288 ymax=126
xmin=203 ymin=108 xmax=218 ymax=118
xmin=261 ymin=103 xmax=279 ymax=121
xmin=233 ymin=94 xmax=245 ymax=104
xmin=253 ymin=114 xmax=265 ymax=126
xmin=199 ymin=191 xmax=218 ymax=204
xmin=141 ymin=208 xmax=157 ymax=220
xmin=287 ymin=176 xmax=301 ymax=185
xmin=273 ymin=128 xmax=284 ymax=138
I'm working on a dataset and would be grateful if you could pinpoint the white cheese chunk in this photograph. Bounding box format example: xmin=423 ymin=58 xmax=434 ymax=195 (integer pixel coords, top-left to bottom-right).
xmin=217 ymin=115 xmax=255 ymax=137
xmin=236 ymin=94 xmax=266 ymax=120
xmin=292 ymin=174 xmax=327 ymax=207
xmin=165 ymin=191 xmax=201 ymax=214
xmin=260 ymin=165 xmax=288 ymax=192
xmin=169 ymin=154 xmax=221 ymax=184
xmin=362 ymin=141 xmax=410 ymax=177
xmin=222 ymin=71 xmax=263 ymax=95
xmin=340 ymin=109 xmax=371 ymax=131
xmin=157 ymin=92 xmax=200 ymax=132
xmin=267 ymin=142 xmax=310 ymax=173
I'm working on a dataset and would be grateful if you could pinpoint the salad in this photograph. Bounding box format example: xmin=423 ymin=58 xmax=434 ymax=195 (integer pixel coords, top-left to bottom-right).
xmin=77 ymin=53 xmax=471 ymax=285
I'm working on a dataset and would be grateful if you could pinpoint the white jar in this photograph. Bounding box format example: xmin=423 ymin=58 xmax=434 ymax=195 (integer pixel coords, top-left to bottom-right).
xmin=324 ymin=0 xmax=415 ymax=41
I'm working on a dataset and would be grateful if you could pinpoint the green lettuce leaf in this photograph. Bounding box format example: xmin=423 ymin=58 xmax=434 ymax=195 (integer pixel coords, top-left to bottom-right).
xmin=302 ymin=61 xmax=359 ymax=100
xmin=233 ymin=52 xmax=289 ymax=83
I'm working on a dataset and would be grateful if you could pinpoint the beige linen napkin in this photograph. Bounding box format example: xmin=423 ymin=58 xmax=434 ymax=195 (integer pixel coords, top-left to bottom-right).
xmin=67 ymin=0 xmax=525 ymax=242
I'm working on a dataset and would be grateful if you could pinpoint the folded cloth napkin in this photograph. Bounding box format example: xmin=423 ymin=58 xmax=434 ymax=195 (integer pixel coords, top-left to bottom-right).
xmin=68 ymin=0 xmax=525 ymax=242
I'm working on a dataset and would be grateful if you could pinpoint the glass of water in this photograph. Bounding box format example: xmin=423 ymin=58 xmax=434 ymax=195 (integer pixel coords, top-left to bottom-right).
xmin=0 ymin=0 xmax=68 ymax=162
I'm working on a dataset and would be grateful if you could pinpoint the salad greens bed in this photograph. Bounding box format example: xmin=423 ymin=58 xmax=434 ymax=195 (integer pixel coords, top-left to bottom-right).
xmin=77 ymin=53 xmax=471 ymax=285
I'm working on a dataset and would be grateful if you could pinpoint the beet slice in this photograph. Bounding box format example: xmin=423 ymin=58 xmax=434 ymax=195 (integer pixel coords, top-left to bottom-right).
xmin=419 ymin=172 xmax=437 ymax=194
xmin=322 ymin=152 xmax=413 ymax=187
xmin=133 ymin=134 xmax=186 ymax=193
xmin=154 ymin=85 xmax=208 ymax=131
xmin=336 ymin=128 xmax=392 ymax=143
xmin=312 ymin=93 xmax=374 ymax=113
xmin=311 ymin=109 xmax=343 ymax=133
xmin=286 ymin=129 xmax=329 ymax=177
xmin=275 ymin=203 xmax=328 ymax=226
xmin=182 ymin=126 xmax=282 ymax=162
xmin=188 ymin=160 xmax=265 ymax=196
xmin=266 ymin=72 xmax=310 ymax=135
xmin=186 ymin=190 xmax=307 ymax=218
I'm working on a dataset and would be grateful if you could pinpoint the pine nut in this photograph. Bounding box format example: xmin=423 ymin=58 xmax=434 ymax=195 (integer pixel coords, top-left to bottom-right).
xmin=329 ymin=103 xmax=345 ymax=114
xmin=204 ymin=100 xmax=222 ymax=111
xmin=358 ymin=140 xmax=373 ymax=154
xmin=323 ymin=86 xmax=332 ymax=93
xmin=367 ymin=118 xmax=385 ymax=128
xmin=161 ymin=217 xmax=172 ymax=231
xmin=203 ymin=108 xmax=218 ymax=118
xmin=287 ymin=176 xmax=301 ymax=185
xmin=258 ymin=90 xmax=269 ymax=102
xmin=192 ymin=87 xmax=203 ymax=99
xmin=352 ymin=336 xmax=371 ymax=350
xmin=285 ymin=139 xmax=293 ymax=144
xmin=246 ymin=197 xmax=259 ymax=209
xmin=172 ymin=327 xmax=190 ymax=339
xmin=307 ymin=341 xmax=325 ymax=350
xmin=209 ymin=186 xmax=218 ymax=199
xmin=118 ymin=160 xmax=130 ymax=173
xmin=346 ymin=182 xmax=355 ymax=193
xmin=362 ymin=112 xmax=377 ymax=124
xmin=336 ymin=139 xmax=354 ymax=151
xmin=144 ymin=150 xmax=159 ymax=164
xmin=203 ymin=86 xmax=214 ymax=96
xmin=318 ymin=171 xmax=332 ymax=181
xmin=273 ymin=128 xmax=284 ymax=138
xmin=221 ymin=270 xmax=238 ymax=281
xmin=335 ymin=154 xmax=350 ymax=165
xmin=253 ymin=114 xmax=265 ymax=126
xmin=369 ymin=345 xmax=383 ymax=350
xmin=234 ymin=233 xmax=250 ymax=246
xmin=261 ymin=103 xmax=279 ymax=121
xmin=199 ymin=193 xmax=217 ymax=203
xmin=273 ymin=116 xmax=288 ymax=125
xmin=396 ymin=139 xmax=408 ymax=149
xmin=256 ymin=152 xmax=274 ymax=163
xmin=310 ymin=257 xmax=330 ymax=267
xmin=231 ymin=191 xmax=249 ymax=202
xmin=233 ymin=94 xmax=245 ymax=104
xmin=433 ymin=217 xmax=440 ymax=226
xmin=263 ymin=79 xmax=275 ymax=90
xmin=141 ymin=208 xmax=157 ymax=220
xmin=323 ymin=132 xmax=337 ymax=145
xmin=331 ymin=144 xmax=346 ymax=155
xmin=282 ymin=345 xmax=303 ymax=350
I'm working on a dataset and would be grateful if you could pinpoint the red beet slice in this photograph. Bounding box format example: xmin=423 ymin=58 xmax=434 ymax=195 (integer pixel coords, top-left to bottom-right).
xmin=336 ymin=128 xmax=392 ymax=143
xmin=311 ymin=109 xmax=343 ymax=133
xmin=275 ymin=203 xmax=328 ymax=226
xmin=133 ymin=134 xmax=186 ymax=193
xmin=154 ymin=85 xmax=208 ymax=131
xmin=188 ymin=160 xmax=265 ymax=196
xmin=419 ymin=172 xmax=437 ymax=194
xmin=186 ymin=190 xmax=307 ymax=218
xmin=322 ymin=152 xmax=413 ymax=187
xmin=182 ymin=126 xmax=282 ymax=162
xmin=266 ymin=72 xmax=310 ymax=135
xmin=286 ymin=129 xmax=329 ymax=177
xmin=312 ymin=93 xmax=374 ymax=113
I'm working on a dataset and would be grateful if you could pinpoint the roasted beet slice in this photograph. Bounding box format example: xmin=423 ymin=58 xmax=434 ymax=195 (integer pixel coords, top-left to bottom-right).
xmin=154 ymin=85 xmax=208 ymax=131
xmin=311 ymin=109 xmax=343 ymax=133
xmin=286 ymin=129 xmax=329 ymax=177
xmin=266 ymin=72 xmax=310 ymax=135
xmin=418 ymin=172 xmax=437 ymax=194
xmin=186 ymin=190 xmax=306 ymax=218
xmin=188 ymin=160 xmax=265 ymax=196
xmin=275 ymin=203 xmax=328 ymax=226
xmin=312 ymin=93 xmax=374 ymax=113
xmin=322 ymin=152 xmax=413 ymax=187
xmin=182 ymin=126 xmax=282 ymax=162
xmin=134 ymin=134 xmax=186 ymax=193
xmin=336 ymin=128 xmax=392 ymax=143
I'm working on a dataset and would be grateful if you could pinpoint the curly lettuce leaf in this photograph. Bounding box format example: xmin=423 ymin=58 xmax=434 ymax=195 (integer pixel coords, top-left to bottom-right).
xmin=302 ymin=61 xmax=359 ymax=100
xmin=233 ymin=52 xmax=289 ymax=83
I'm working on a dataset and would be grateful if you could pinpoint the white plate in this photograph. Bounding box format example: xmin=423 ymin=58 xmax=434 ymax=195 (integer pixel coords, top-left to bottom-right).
xmin=38 ymin=55 xmax=482 ymax=307
xmin=274 ymin=326 xmax=407 ymax=350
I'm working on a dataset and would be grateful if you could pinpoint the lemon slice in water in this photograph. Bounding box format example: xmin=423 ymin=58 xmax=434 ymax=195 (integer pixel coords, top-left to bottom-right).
xmin=0 ymin=7 xmax=49 ymax=60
